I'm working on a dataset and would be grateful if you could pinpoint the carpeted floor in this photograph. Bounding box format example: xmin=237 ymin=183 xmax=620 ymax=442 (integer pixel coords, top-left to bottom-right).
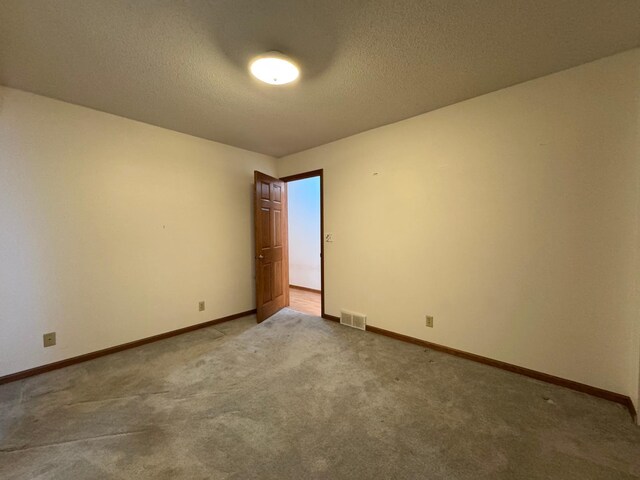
xmin=1 ymin=309 xmax=639 ymax=479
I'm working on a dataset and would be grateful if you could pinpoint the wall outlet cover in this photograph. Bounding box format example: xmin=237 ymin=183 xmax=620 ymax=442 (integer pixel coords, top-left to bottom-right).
xmin=425 ymin=316 xmax=434 ymax=328
xmin=199 ymin=301 xmax=205 ymax=312
xmin=43 ymin=332 xmax=56 ymax=347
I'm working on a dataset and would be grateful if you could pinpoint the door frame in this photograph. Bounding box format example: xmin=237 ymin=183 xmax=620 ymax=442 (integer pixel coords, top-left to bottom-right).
xmin=279 ymin=169 xmax=325 ymax=318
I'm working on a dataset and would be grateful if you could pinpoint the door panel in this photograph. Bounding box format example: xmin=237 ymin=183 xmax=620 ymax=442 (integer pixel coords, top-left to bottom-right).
xmin=261 ymin=264 xmax=272 ymax=302
xmin=254 ymin=171 xmax=289 ymax=322
xmin=260 ymin=208 xmax=270 ymax=246
xmin=261 ymin=183 xmax=270 ymax=199
xmin=273 ymin=183 xmax=282 ymax=202
xmin=274 ymin=210 xmax=282 ymax=246
xmin=274 ymin=261 xmax=283 ymax=297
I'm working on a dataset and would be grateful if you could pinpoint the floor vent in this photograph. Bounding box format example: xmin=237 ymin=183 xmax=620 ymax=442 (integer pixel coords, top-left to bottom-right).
xmin=340 ymin=310 xmax=367 ymax=331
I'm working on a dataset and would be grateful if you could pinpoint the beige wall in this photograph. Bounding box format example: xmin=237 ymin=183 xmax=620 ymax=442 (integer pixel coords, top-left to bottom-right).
xmin=277 ymin=49 xmax=640 ymax=412
xmin=0 ymin=87 xmax=276 ymax=376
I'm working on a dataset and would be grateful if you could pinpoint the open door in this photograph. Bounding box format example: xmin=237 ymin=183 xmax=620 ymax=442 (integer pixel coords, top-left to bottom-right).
xmin=254 ymin=171 xmax=289 ymax=322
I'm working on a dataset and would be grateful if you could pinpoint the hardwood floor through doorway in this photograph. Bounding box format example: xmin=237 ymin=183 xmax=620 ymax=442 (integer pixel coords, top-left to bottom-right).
xmin=289 ymin=287 xmax=321 ymax=316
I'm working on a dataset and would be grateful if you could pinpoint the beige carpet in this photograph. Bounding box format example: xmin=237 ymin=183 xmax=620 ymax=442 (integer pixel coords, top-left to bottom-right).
xmin=1 ymin=309 xmax=639 ymax=479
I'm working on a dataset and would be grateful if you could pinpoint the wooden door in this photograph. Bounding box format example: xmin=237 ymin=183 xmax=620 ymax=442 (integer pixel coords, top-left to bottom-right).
xmin=254 ymin=171 xmax=289 ymax=322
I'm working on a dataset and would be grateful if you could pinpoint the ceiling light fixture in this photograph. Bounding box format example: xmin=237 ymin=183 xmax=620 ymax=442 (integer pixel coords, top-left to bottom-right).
xmin=249 ymin=51 xmax=299 ymax=85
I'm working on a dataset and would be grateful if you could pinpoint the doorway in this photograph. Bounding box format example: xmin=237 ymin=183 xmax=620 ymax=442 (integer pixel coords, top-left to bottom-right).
xmin=281 ymin=170 xmax=324 ymax=317
xmin=253 ymin=169 xmax=324 ymax=322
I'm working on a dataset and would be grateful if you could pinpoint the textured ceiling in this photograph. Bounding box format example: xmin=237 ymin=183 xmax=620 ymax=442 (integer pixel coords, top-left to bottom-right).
xmin=1 ymin=1 xmax=639 ymax=157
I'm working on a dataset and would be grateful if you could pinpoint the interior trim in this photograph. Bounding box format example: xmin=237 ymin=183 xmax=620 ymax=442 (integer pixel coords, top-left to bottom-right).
xmin=0 ymin=309 xmax=256 ymax=386
xmin=289 ymin=284 xmax=322 ymax=294
xmin=322 ymin=313 xmax=340 ymax=322
xmin=280 ymin=170 xmax=324 ymax=183
xmin=347 ymin=322 xmax=635 ymax=421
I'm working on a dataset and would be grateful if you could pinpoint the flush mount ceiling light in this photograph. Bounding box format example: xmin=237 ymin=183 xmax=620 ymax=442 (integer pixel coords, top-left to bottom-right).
xmin=249 ymin=51 xmax=299 ymax=85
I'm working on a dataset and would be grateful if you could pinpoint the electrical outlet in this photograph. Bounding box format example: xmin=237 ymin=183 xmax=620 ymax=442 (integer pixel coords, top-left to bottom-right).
xmin=199 ymin=301 xmax=205 ymax=312
xmin=325 ymin=233 xmax=334 ymax=242
xmin=43 ymin=332 xmax=56 ymax=347
xmin=425 ymin=316 xmax=434 ymax=328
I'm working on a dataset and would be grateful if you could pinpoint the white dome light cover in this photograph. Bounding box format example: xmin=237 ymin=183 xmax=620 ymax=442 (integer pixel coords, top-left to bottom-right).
xmin=249 ymin=52 xmax=300 ymax=85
